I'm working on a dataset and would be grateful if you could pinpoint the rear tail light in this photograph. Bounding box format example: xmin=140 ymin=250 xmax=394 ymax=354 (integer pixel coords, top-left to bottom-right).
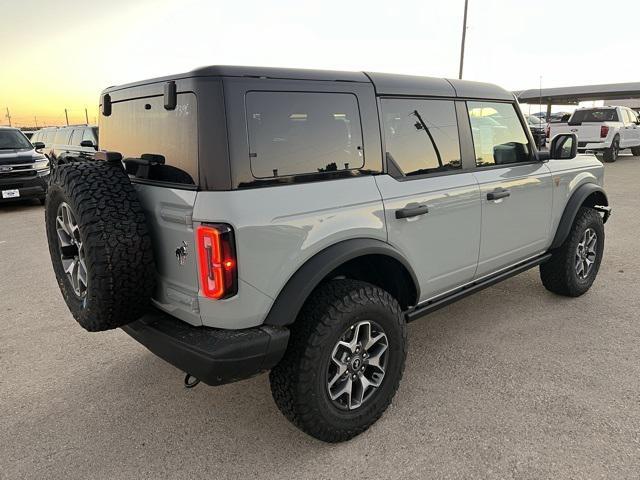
xmin=545 ymin=125 xmax=550 ymax=138
xmin=600 ymin=125 xmax=609 ymax=138
xmin=196 ymin=224 xmax=238 ymax=299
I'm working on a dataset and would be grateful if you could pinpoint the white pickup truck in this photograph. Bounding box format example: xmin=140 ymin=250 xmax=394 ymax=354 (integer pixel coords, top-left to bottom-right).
xmin=548 ymin=106 xmax=640 ymax=162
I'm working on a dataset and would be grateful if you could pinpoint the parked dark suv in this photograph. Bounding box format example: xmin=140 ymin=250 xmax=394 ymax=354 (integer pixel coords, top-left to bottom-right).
xmin=0 ymin=127 xmax=50 ymax=204
xmin=31 ymin=125 xmax=98 ymax=166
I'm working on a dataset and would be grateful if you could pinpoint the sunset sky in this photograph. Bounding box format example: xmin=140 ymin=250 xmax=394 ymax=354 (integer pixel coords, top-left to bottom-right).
xmin=2 ymin=0 xmax=639 ymax=127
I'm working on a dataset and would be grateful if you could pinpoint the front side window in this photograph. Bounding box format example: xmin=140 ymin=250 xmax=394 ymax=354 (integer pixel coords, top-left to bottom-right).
xmin=82 ymin=127 xmax=97 ymax=144
xmin=70 ymin=128 xmax=83 ymax=146
xmin=246 ymin=91 xmax=364 ymax=178
xmin=381 ymin=98 xmax=461 ymax=177
xmin=467 ymin=101 xmax=531 ymax=167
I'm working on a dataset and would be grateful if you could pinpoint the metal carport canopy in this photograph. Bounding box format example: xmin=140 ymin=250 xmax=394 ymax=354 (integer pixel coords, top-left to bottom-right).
xmin=515 ymin=82 xmax=640 ymax=105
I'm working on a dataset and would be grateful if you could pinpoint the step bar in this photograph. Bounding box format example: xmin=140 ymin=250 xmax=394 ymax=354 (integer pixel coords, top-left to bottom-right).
xmin=406 ymin=253 xmax=553 ymax=323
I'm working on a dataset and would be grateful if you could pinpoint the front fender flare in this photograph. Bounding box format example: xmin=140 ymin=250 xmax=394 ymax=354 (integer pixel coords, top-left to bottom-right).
xmin=550 ymin=183 xmax=609 ymax=249
xmin=262 ymin=238 xmax=419 ymax=327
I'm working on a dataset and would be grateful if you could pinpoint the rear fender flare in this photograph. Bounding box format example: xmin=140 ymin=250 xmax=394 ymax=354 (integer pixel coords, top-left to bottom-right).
xmin=262 ymin=238 xmax=419 ymax=327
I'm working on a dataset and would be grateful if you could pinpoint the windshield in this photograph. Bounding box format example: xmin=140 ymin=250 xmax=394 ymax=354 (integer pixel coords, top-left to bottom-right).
xmin=527 ymin=116 xmax=544 ymax=126
xmin=570 ymin=109 xmax=619 ymax=123
xmin=0 ymin=129 xmax=33 ymax=150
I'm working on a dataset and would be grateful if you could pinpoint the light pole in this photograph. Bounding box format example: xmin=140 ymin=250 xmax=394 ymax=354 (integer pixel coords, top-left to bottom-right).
xmin=458 ymin=0 xmax=469 ymax=79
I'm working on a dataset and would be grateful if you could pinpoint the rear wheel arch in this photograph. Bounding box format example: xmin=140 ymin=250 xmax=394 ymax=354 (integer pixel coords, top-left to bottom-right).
xmin=262 ymin=239 xmax=419 ymax=327
xmin=550 ymin=183 xmax=608 ymax=250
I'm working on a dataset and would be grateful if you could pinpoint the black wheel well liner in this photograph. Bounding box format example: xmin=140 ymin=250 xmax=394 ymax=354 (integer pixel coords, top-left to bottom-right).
xmin=550 ymin=183 xmax=609 ymax=249
xmin=262 ymin=238 xmax=420 ymax=327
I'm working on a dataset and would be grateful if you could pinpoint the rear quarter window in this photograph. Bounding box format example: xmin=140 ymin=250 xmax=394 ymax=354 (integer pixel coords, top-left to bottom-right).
xmin=99 ymin=93 xmax=198 ymax=186
xmin=245 ymin=91 xmax=364 ymax=179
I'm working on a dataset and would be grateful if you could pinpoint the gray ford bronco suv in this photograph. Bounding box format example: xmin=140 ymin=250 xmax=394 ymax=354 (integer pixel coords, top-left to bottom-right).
xmin=45 ymin=66 xmax=611 ymax=442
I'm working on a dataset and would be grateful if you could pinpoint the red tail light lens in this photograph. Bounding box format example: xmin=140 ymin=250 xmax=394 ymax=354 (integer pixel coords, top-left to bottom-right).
xmin=545 ymin=125 xmax=550 ymax=138
xmin=196 ymin=224 xmax=237 ymax=299
xmin=600 ymin=125 xmax=609 ymax=138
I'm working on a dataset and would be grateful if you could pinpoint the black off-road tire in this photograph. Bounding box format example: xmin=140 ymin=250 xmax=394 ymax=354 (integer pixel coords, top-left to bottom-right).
xmin=540 ymin=207 xmax=604 ymax=297
xmin=45 ymin=161 xmax=155 ymax=332
xmin=269 ymin=279 xmax=407 ymax=442
xmin=602 ymin=136 xmax=619 ymax=163
xmin=631 ymin=146 xmax=640 ymax=156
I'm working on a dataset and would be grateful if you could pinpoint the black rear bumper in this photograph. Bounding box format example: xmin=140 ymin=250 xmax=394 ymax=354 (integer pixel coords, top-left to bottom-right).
xmin=122 ymin=309 xmax=290 ymax=386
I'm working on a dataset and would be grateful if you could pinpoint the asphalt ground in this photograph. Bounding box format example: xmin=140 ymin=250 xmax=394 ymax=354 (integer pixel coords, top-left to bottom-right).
xmin=1 ymin=154 xmax=639 ymax=479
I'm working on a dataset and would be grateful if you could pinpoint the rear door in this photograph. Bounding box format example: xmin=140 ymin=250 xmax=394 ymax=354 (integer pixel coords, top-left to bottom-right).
xmin=466 ymin=101 xmax=553 ymax=277
xmin=376 ymin=98 xmax=481 ymax=301
xmin=100 ymin=93 xmax=202 ymax=326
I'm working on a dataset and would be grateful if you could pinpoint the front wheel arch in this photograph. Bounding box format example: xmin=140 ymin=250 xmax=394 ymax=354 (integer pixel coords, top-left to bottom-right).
xmin=550 ymin=183 xmax=608 ymax=250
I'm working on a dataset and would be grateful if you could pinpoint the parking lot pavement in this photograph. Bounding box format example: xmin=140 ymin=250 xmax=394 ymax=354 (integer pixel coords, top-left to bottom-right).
xmin=1 ymin=156 xmax=639 ymax=480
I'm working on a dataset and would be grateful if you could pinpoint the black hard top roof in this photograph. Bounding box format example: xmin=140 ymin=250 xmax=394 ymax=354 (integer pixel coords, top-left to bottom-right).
xmin=103 ymin=65 xmax=513 ymax=101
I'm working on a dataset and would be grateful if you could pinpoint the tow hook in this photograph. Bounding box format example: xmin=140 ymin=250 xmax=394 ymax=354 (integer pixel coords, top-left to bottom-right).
xmin=184 ymin=373 xmax=201 ymax=389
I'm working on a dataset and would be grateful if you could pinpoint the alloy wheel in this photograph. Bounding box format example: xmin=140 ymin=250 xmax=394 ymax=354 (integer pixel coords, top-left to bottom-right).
xmin=575 ymin=227 xmax=597 ymax=280
xmin=56 ymin=202 xmax=87 ymax=297
xmin=326 ymin=320 xmax=389 ymax=410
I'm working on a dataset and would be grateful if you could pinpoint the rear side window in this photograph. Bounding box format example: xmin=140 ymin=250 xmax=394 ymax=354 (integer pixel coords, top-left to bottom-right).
xmin=467 ymin=101 xmax=531 ymax=166
xmin=54 ymin=128 xmax=71 ymax=145
xmin=44 ymin=130 xmax=56 ymax=145
xmin=381 ymin=98 xmax=461 ymax=177
xmin=246 ymin=91 xmax=364 ymax=178
xmin=100 ymin=93 xmax=197 ymax=186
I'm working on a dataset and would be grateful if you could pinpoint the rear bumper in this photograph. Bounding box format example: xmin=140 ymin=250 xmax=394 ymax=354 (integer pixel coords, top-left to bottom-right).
xmin=122 ymin=309 xmax=290 ymax=386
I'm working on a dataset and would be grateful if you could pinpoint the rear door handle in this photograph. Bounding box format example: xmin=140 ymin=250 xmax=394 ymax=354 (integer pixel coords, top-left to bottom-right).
xmin=395 ymin=204 xmax=429 ymax=219
xmin=487 ymin=189 xmax=511 ymax=201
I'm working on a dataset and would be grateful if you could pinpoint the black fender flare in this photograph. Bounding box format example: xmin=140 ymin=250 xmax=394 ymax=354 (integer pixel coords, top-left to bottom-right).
xmin=550 ymin=183 xmax=609 ymax=249
xmin=262 ymin=238 xmax=420 ymax=327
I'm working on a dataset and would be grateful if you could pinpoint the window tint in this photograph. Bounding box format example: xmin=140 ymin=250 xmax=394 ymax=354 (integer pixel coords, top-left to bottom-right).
xmin=54 ymin=128 xmax=71 ymax=145
xmin=246 ymin=91 xmax=364 ymax=178
xmin=70 ymin=128 xmax=83 ymax=146
xmin=100 ymin=93 xmax=197 ymax=185
xmin=467 ymin=102 xmax=531 ymax=166
xmin=31 ymin=131 xmax=40 ymax=142
xmin=381 ymin=98 xmax=461 ymax=177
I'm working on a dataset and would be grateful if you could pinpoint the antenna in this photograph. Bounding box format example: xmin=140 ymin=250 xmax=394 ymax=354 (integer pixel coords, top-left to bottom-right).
xmin=458 ymin=0 xmax=469 ymax=79
xmin=5 ymin=107 xmax=11 ymax=127
xmin=85 ymin=107 xmax=89 ymax=125
xmin=64 ymin=108 xmax=69 ymax=126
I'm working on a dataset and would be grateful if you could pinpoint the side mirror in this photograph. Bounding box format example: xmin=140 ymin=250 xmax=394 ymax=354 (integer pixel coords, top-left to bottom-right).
xmin=33 ymin=142 xmax=45 ymax=150
xmin=549 ymin=133 xmax=577 ymax=160
xmin=80 ymin=140 xmax=97 ymax=149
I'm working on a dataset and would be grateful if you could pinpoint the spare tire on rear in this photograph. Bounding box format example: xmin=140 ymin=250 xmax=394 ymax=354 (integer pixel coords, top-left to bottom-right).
xmin=45 ymin=160 xmax=155 ymax=332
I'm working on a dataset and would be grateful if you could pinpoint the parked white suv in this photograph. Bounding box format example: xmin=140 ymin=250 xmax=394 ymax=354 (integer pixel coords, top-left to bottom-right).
xmin=45 ymin=66 xmax=611 ymax=442
xmin=548 ymin=106 xmax=640 ymax=162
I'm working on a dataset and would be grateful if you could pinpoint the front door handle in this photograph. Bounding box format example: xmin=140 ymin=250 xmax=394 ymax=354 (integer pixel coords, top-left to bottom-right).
xmin=395 ymin=204 xmax=429 ymax=219
xmin=487 ymin=189 xmax=511 ymax=201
